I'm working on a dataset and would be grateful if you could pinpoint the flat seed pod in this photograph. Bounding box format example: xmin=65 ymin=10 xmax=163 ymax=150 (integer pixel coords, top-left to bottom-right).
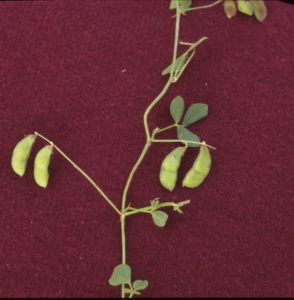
xmin=182 ymin=142 xmax=211 ymax=188
xmin=159 ymin=147 xmax=186 ymax=191
xmin=34 ymin=145 xmax=53 ymax=188
xmin=224 ymin=0 xmax=237 ymax=19
xmin=237 ymin=0 xmax=254 ymax=16
xmin=249 ymin=0 xmax=267 ymax=22
xmin=11 ymin=134 xmax=36 ymax=177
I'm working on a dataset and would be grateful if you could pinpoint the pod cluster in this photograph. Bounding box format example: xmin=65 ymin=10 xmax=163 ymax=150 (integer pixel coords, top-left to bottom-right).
xmin=223 ymin=0 xmax=267 ymax=22
xmin=11 ymin=134 xmax=53 ymax=188
xmin=159 ymin=143 xmax=211 ymax=191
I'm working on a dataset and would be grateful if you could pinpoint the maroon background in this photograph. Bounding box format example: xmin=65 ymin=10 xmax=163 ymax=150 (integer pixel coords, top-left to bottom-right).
xmin=0 ymin=0 xmax=293 ymax=298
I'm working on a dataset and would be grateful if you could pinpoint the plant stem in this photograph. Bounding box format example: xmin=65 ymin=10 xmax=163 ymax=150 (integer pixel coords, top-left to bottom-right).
xmin=156 ymin=123 xmax=178 ymax=134
xmin=173 ymin=50 xmax=195 ymax=83
xmin=151 ymin=138 xmax=216 ymax=150
xmin=34 ymin=132 xmax=121 ymax=216
xmin=170 ymin=2 xmax=181 ymax=80
xmin=119 ymin=5 xmax=182 ymax=297
xmin=121 ymin=214 xmax=126 ymax=298
xmin=187 ymin=0 xmax=223 ymax=11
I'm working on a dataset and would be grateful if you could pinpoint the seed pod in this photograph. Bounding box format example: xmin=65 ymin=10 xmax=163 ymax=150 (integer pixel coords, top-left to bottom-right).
xmin=236 ymin=0 xmax=254 ymax=16
xmin=34 ymin=145 xmax=53 ymax=188
xmin=159 ymin=147 xmax=186 ymax=191
xmin=11 ymin=134 xmax=36 ymax=177
xmin=224 ymin=0 xmax=237 ymax=19
xmin=182 ymin=142 xmax=211 ymax=188
xmin=249 ymin=0 xmax=267 ymax=22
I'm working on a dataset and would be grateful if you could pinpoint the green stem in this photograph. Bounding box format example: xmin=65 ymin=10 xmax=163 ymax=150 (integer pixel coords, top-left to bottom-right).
xmin=156 ymin=123 xmax=178 ymax=134
xmin=125 ymin=201 xmax=189 ymax=217
xmin=121 ymin=215 xmax=126 ymax=298
xmin=34 ymin=132 xmax=121 ymax=216
xmin=151 ymin=138 xmax=216 ymax=150
xmin=120 ymin=4 xmax=182 ymax=298
xmin=187 ymin=0 xmax=223 ymax=11
xmin=173 ymin=50 xmax=195 ymax=83
xmin=170 ymin=2 xmax=181 ymax=80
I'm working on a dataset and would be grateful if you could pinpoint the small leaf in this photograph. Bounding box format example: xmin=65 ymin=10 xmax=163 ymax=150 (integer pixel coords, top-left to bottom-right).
xmin=170 ymin=0 xmax=192 ymax=13
xmin=182 ymin=103 xmax=208 ymax=127
xmin=151 ymin=211 xmax=168 ymax=227
xmin=236 ymin=0 xmax=254 ymax=16
xmin=108 ymin=264 xmax=131 ymax=286
xmin=249 ymin=0 xmax=267 ymax=22
xmin=170 ymin=96 xmax=185 ymax=123
xmin=150 ymin=198 xmax=160 ymax=209
xmin=133 ymin=280 xmax=149 ymax=291
xmin=162 ymin=55 xmax=187 ymax=76
xmin=177 ymin=125 xmax=200 ymax=148
xmin=170 ymin=0 xmax=178 ymax=9
xmin=223 ymin=0 xmax=237 ymax=19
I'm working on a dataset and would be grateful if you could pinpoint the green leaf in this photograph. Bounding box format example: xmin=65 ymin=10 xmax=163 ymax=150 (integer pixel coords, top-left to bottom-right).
xmin=162 ymin=55 xmax=187 ymax=76
xmin=177 ymin=125 xmax=200 ymax=148
xmin=150 ymin=198 xmax=160 ymax=209
xmin=236 ymin=0 xmax=254 ymax=16
xmin=170 ymin=96 xmax=185 ymax=123
xmin=108 ymin=264 xmax=131 ymax=286
xmin=170 ymin=0 xmax=192 ymax=13
xmin=182 ymin=103 xmax=208 ymax=127
xmin=151 ymin=211 xmax=168 ymax=227
xmin=133 ymin=280 xmax=149 ymax=291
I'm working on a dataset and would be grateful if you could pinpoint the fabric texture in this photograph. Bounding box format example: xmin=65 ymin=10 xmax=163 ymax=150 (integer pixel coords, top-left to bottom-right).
xmin=0 ymin=0 xmax=293 ymax=297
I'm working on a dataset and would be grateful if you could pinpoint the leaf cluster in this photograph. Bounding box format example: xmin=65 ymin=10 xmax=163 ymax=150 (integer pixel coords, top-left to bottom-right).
xmin=170 ymin=96 xmax=208 ymax=147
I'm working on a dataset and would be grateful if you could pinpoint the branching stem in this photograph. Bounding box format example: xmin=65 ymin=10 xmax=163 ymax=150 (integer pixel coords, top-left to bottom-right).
xmin=34 ymin=132 xmax=121 ymax=216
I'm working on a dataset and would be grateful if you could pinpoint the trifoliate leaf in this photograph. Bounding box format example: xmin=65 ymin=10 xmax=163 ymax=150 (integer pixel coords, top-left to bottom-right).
xmin=170 ymin=96 xmax=185 ymax=123
xmin=182 ymin=103 xmax=208 ymax=127
xmin=152 ymin=211 xmax=168 ymax=227
xmin=108 ymin=264 xmax=131 ymax=286
xmin=177 ymin=125 xmax=200 ymax=148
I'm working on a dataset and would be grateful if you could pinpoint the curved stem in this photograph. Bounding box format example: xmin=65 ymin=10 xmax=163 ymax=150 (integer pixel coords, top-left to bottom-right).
xmin=34 ymin=132 xmax=121 ymax=216
xmin=143 ymin=2 xmax=181 ymax=140
xmin=143 ymin=80 xmax=172 ymax=140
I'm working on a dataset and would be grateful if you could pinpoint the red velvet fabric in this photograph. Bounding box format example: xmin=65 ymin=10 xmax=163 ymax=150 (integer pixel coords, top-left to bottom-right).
xmin=0 ymin=0 xmax=293 ymax=297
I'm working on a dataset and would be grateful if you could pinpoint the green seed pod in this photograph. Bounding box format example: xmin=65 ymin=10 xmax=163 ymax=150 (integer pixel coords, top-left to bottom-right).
xmin=249 ymin=0 xmax=267 ymax=22
xmin=159 ymin=147 xmax=186 ymax=191
xmin=224 ymin=0 xmax=237 ymax=19
xmin=34 ymin=145 xmax=53 ymax=188
xmin=236 ymin=0 xmax=254 ymax=16
xmin=182 ymin=142 xmax=211 ymax=188
xmin=11 ymin=134 xmax=36 ymax=177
